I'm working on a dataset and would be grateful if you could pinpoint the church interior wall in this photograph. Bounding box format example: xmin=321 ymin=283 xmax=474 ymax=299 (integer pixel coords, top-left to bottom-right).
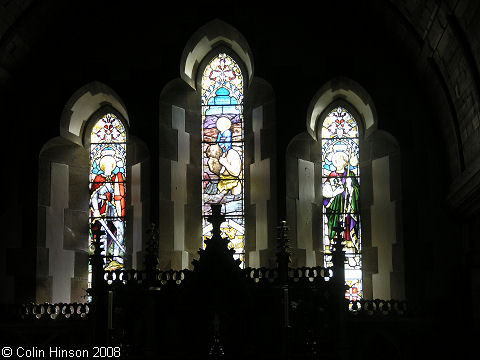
xmin=244 ymin=78 xmax=277 ymax=268
xmin=158 ymin=78 xmax=202 ymax=270
xmin=37 ymin=137 xmax=89 ymax=303
xmin=157 ymin=24 xmax=277 ymax=270
xmin=285 ymin=83 xmax=406 ymax=300
xmin=0 ymin=0 xmax=478 ymax=349
xmin=125 ymin=135 xmax=151 ymax=270
xmin=35 ymin=85 xmax=151 ymax=302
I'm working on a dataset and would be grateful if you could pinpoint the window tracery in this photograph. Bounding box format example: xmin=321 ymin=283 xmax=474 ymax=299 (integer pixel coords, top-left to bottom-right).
xmin=201 ymin=53 xmax=245 ymax=266
xmin=321 ymin=106 xmax=362 ymax=299
xmin=88 ymin=113 xmax=127 ymax=287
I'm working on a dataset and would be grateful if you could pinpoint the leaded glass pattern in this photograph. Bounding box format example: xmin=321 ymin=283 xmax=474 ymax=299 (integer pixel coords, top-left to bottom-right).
xmin=202 ymin=53 xmax=245 ymax=266
xmin=88 ymin=113 xmax=127 ymax=288
xmin=321 ymin=107 xmax=362 ymax=300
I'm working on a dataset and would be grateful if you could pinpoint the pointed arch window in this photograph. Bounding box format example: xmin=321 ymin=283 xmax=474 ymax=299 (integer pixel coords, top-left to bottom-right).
xmin=88 ymin=113 xmax=127 ymax=287
xmin=201 ymin=53 xmax=245 ymax=266
xmin=321 ymin=106 xmax=362 ymax=300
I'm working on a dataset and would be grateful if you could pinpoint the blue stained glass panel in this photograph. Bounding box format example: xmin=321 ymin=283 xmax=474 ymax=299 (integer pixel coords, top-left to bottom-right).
xmin=202 ymin=53 xmax=245 ymax=267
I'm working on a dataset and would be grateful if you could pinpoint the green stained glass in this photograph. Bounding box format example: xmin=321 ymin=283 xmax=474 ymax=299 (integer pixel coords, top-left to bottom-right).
xmin=322 ymin=107 xmax=362 ymax=300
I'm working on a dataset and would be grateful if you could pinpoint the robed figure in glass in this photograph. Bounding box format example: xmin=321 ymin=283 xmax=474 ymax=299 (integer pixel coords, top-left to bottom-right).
xmin=88 ymin=113 xmax=127 ymax=288
xmin=201 ymin=53 xmax=245 ymax=265
xmin=321 ymin=107 xmax=363 ymax=300
xmin=323 ymin=151 xmax=360 ymax=251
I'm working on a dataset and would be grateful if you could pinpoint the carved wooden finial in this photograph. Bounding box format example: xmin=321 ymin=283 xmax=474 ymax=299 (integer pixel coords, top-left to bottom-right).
xmin=145 ymin=223 xmax=159 ymax=271
xmin=276 ymin=220 xmax=290 ymax=253
xmin=193 ymin=203 xmax=240 ymax=270
xmin=146 ymin=223 xmax=159 ymax=254
xmin=276 ymin=220 xmax=290 ymax=283
xmin=207 ymin=204 xmax=226 ymax=240
xmin=88 ymin=226 xmax=106 ymax=298
xmin=331 ymin=224 xmax=345 ymax=257
xmin=91 ymin=226 xmax=105 ymax=256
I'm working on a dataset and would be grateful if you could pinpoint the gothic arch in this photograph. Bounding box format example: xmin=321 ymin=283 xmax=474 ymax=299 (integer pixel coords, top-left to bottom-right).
xmin=306 ymin=77 xmax=377 ymax=141
xmin=59 ymin=81 xmax=130 ymax=146
xmin=179 ymin=19 xmax=254 ymax=90
xmin=158 ymin=20 xmax=276 ymax=270
xmin=37 ymin=82 xmax=149 ymax=303
xmin=286 ymin=77 xmax=405 ymax=300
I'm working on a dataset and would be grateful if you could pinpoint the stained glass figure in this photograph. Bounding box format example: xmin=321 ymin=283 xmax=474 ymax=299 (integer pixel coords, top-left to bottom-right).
xmin=202 ymin=53 xmax=245 ymax=266
xmin=88 ymin=113 xmax=127 ymax=288
xmin=321 ymin=107 xmax=362 ymax=300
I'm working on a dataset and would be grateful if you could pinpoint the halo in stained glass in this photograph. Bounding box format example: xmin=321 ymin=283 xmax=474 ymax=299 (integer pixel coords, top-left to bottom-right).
xmin=321 ymin=106 xmax=362 ymax=300
xmin=201 ymin=53 xmax=245 ymax=267
xmin=88 ymin=113 xmax=127 ymax=289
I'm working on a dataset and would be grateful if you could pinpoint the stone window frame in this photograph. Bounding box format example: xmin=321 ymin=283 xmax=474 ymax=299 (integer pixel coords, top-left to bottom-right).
xmin=158 ymin=19 xmax=276 ymax=270
xmin=37 ymin=82 xmax=150 ymax=303
xmin=286 ymin=77 xmax=404 ymax=299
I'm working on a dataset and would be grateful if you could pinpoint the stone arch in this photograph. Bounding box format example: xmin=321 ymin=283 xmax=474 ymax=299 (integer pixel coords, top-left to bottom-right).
xmin=60 ymin=81 xmax=129 ymax=146
xmin=306 ymin=77 xmax=377 ymax=141
xmin=37 ymin=83 xmax=149 ymax=303
xmin=158 ymin=20 xmax=276 ymax=270
xmin=286 ymin=78 xmax=405 ymax=300
xmin=179 ymin=19 xmax=254 ymax=90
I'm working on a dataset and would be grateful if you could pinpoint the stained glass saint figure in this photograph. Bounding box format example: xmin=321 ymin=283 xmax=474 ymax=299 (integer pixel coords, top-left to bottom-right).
xmin=89 ymin=113 xmax=127 ymax=288
xmin=202 ymin=53 xmax=245 ymax=266
xmin=323 ymin=151 xmax=360 ymax=245
xmin=322 ymin=107 xmax=362 ymax=300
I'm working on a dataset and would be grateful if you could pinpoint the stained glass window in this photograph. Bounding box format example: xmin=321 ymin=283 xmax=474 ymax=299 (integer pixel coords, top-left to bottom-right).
xmin=89 ymin=113 xmax=127 ymax=288
xmin=201 ymin=53 xmax=245 ymax=266
xmin=321 ymin=107 xmax=362 ymax=300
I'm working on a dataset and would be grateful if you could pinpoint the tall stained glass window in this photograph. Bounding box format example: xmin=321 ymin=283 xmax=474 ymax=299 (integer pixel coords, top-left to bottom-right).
xmin=89 ymin=113 xmax=127 ymax=287
xmin=201 ymin=53 xmax=245 ymax=266
xmin=321 ymin=107 xmax=362 ymax=300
